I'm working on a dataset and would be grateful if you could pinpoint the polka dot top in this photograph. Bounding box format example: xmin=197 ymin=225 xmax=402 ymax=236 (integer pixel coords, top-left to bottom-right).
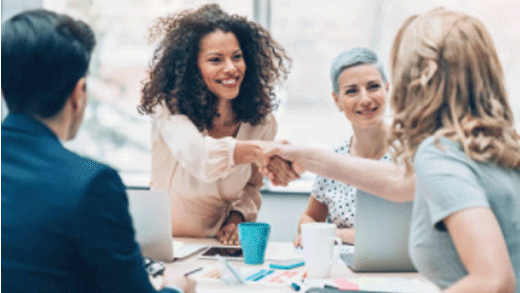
xmin=311 ymin=136 xmax=392 ymax=228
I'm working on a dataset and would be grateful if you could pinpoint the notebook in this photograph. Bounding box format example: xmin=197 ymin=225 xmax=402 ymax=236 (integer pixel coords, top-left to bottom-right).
xmin=340 ymin=189 xmax=416 ymax=272
xmin=126 ymin=189 xmax=207 ymax=262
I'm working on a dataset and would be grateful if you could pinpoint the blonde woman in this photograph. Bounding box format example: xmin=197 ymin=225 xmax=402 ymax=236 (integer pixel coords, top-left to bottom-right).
xmin=390 ymin=8 xmax=519 ymax=293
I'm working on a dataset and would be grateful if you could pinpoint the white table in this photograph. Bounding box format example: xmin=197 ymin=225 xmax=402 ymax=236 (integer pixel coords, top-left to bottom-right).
xmin=159 ymin=237 xmax=441 ymax=293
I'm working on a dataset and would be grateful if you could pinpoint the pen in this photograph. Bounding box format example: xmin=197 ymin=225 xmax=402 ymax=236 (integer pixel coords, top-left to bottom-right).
xmin=289 ymin=282 xmax=301 ymax=291
xmin=223 ymin=258 xmax=245 ymax=284
xmin=183 ymin=267 xmax=203 ymax=277
xmin=245 ymin=269 xmax=267 ymax=281
xmin=252 ymin=269 xmax=274 ymax=281
xmin=281 ymin=276 xmax=301 ymax=292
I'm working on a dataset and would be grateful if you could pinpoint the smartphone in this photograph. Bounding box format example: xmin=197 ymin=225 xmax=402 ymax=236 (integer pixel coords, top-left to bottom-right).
xmin=199 ymin=246 xmax=244 ymax=260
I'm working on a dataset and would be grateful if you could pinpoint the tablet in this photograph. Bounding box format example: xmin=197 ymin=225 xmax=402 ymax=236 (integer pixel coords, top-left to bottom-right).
xmin=198 ymin=246 xmax=244 ymax=261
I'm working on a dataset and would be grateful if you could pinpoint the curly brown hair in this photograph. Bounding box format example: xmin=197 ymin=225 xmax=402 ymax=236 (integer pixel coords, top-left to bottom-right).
xmin=138 ymin=3 xmax=291 ymax=131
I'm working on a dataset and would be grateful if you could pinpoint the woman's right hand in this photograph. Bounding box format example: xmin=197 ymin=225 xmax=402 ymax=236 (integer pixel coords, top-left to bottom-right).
xmin=293 ymin=233 xmax=302 ymax=248
xmin=336 ymin=228 xmax=355 ymax=245
xmin=162 ymin=268 xmax=197 ymax=293
xmin=266 ymin=155 xmax=300 ymax=186
xmin=293 ymin=198 xmax=330 ymax=248
xmin=259 ymin=140 xmax=305 ymax=179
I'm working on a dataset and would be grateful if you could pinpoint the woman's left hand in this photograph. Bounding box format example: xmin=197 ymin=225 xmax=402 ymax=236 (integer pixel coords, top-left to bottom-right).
xmin=216 ymin=223 xmax=239 ymax=246
xmin=217 ymin=211 xmax=243 ymax=246
xmin=336 ymin=227 xmax=355 ymax=245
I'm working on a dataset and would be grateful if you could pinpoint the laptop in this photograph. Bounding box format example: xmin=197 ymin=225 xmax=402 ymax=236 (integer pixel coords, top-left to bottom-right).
xmin=126 ymin=189 xmax=206 ymax=262
xmin=340 ymin=189 xmax=416 ymax=272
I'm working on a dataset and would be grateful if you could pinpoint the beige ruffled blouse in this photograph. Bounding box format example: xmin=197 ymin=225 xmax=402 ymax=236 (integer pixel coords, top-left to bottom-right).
xmin=150 ymin=106 xmax=277 ymax=237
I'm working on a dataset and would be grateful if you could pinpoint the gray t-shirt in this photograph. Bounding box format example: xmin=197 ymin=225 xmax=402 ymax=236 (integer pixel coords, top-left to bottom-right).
xmin=410 ymin=136 xmax=520 ymax=291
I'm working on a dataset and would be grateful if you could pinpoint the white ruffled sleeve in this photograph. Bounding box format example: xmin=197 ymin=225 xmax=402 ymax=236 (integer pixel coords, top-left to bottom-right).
xmin=230 ymin=113 xmax=278 ymax=222
xmin=154 ymin=109 xmax=237 ymax=183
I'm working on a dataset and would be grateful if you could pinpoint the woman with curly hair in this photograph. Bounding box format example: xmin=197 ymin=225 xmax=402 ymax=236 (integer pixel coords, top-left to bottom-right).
xmin=389 ymin=8 xmax=519 ymax=292
xmin=138 ymin=3 xmax=297 ymax=245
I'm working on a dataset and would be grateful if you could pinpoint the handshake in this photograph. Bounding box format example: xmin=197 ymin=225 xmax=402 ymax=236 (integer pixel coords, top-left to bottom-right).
xmin=250 ymin=140 xmax=305 ymax=187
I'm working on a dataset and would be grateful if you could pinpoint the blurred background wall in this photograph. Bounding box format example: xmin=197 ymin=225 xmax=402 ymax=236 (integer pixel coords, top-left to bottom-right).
xmin=2 ymin=0 xmax=519 ymax=241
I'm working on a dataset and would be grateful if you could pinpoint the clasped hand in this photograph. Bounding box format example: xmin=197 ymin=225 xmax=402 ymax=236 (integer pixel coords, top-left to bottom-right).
xmin=255 ymin=140 xmax=303 ymax=186
xmin=217 ymin=140 xmax=302 ymax=245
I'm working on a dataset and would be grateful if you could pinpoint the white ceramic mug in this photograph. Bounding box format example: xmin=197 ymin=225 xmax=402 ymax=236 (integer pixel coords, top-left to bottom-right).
xmin=301 ymin=222 xmax=341 ymax=278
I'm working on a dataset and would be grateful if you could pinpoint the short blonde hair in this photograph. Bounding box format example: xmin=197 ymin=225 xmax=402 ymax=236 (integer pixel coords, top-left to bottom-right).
xmin=389 ymin=7 xmax=520 ymax=172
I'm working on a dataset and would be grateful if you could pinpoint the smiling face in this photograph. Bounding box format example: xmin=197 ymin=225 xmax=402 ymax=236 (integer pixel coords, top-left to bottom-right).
xmin=197 ymin=29 xmax=246 ymax=103
xmin=333 ymin=64 xmax=389 ymax=128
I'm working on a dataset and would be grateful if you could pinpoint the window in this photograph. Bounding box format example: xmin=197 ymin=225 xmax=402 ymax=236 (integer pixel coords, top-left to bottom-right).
xmin=42 ymin=0 xmax=254 ymax=187
xmin=269 ymin=0 xmax=520 ymax=191
xmin=38 ymin=0 xmax=520 ymax=191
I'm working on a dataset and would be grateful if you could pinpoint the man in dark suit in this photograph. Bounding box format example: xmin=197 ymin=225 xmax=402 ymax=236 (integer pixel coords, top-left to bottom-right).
xmin=1 ymin=10 xmax=195 ymax=293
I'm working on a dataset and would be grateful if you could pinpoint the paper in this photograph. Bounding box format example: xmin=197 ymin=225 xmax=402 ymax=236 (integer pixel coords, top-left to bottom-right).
xmin=334 ymin=277 xmax=359 ymax=290
xmin=192 ymin=265 xmax=439 ymax=292
xmin=353 ymin=276 xmax=440 ymax=292
xmin=264 ymin=243 xmax=303 ymax=261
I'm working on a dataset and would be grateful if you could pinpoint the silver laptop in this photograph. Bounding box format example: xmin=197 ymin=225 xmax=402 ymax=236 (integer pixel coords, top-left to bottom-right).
xmin=340 ymin=189 xmax=416 ymax=272
xmin=127 ymin=189 xmax=175 ymax=262
xmin=127 ymin=189 xmax=207 ymax=262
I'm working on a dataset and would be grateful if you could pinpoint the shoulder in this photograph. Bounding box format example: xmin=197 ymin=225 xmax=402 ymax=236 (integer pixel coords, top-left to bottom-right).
xmin=263 ymin=112 xmax=278 ymax=135
xmin=257 ymin=112 xmax=277 ymax=129
xmin=59 ymin=149 xmax=122 ymax=192
xmin=332 ymin=136 xmax=351 ymax=155
xmin=415 ymin=136 xmax=466 ymax=167
xmin=413 ymin=135 xmax=487 ymax=198
xmin=152 ymin=108 xmax=203 ymax=140
xmin=242 ymin=112 xmax=277 ymax=140
xmin=418 ymin=135 xmax=465 ymax=153
xmin=70 ymin=156 xmax=127 ymax=217
xmin=153 ymin=106 xmax=195 ymax=127
xmin=63 ymin=148 xmax=112 ymax=173
xmin=416 ymin=136 xmax=442 ymax=155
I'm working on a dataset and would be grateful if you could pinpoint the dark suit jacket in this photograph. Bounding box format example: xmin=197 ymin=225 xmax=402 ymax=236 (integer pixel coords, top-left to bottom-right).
xmin=1 ymin=114 xmax=179 ymax=293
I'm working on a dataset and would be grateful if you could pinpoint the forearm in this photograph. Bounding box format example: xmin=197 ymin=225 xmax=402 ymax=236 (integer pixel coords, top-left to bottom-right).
xmin=443 ymin=274 xmax=516 ymax=293
xmin=230 ymin=164 xmax=263 ymax=222
xmin=443 ymin=208 xmax=517 ymax=293
xmin=226 ymin=210 xmax=245 ymax=225
xmin=297 ymin=213 xmax=318 ymax=233
xmin=234 ymin=141 xmax=264 ymax=166
xmin=295 ymin=148 xmax=414 ymax=202
xmin=336 ymin=228 xmax=355 ymax=245
xmin=297 ymin=196 xmax=329 ymax=234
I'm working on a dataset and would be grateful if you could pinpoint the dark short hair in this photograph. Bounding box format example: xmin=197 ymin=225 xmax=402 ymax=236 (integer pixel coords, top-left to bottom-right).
xmin=1 ymin=9 xmax=96 ymax=118
xmin=139 ymin=3 xmax=290 ymax=131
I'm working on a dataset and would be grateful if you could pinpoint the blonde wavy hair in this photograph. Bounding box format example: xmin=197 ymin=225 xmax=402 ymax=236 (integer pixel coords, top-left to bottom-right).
xmin=389 ymin=7 xmax=520 ymax=173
